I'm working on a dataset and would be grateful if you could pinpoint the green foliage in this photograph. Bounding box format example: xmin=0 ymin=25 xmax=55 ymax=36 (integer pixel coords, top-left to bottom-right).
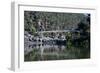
xmin=24 ymin=11 xmax=90 ymax=61
xmin=66 ymin=32 xmax=73 ymax=49
xmin=24 ymin=11 xmax=37 ymax=34
xmin=75 ymin=18 xmax=90 ymax=49
xmin=30 ymin=26 xmax=36 ymax=35
xmin=65 ymin=14 xmax=90 ymax=58
xmin=24 ymin=11 xmax=86 ymax=34
xmin=72 ymin=15 xmax=90 ymax=58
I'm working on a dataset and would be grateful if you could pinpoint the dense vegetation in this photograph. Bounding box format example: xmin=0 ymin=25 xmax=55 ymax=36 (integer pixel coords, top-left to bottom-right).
xmin=66 ymin=14 xmax=90 ymax=58
xmin=24 ymin=11 xmax=86 ymax=34
xmin=24 ymin=11 xmax=90 ymax=61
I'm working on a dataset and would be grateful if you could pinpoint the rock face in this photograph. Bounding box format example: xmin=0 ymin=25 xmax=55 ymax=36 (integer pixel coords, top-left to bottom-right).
xmin=24 ymin=31 xmax=34 ymax=55
xmin=24 ymin=31 xmax=67 ymax=55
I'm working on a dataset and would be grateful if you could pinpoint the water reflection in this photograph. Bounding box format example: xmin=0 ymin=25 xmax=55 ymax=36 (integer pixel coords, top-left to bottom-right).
xmin=24 ymin=39 xmax=90 ymax=61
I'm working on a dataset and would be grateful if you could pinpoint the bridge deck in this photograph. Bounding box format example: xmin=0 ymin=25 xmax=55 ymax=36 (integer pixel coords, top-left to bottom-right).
xmin=35 ymin=30 xmax=79 ymax=33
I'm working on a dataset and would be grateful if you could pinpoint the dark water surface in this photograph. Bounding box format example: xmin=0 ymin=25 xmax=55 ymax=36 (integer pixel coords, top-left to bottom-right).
xmin=24 ymin=40 xmax=90 ymax=61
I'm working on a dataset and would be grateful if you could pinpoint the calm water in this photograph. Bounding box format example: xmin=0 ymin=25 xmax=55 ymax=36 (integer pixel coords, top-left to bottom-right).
xmin=24 ymin=40 xmax=90 ymax=61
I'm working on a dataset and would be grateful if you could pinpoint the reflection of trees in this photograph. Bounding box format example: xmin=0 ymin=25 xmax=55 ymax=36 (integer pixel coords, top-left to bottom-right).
xmin=66 ymin=14 xmax=90 ymax=58
xmin=24 ymin=11 xmax=90 ymax=61
xmin=74 ymin=14 xmax=90 ymax=49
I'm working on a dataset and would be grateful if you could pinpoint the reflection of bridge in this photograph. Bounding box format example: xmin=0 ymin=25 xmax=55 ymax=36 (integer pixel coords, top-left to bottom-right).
xmin=25 ymin=29 xmax=79 ymax=55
